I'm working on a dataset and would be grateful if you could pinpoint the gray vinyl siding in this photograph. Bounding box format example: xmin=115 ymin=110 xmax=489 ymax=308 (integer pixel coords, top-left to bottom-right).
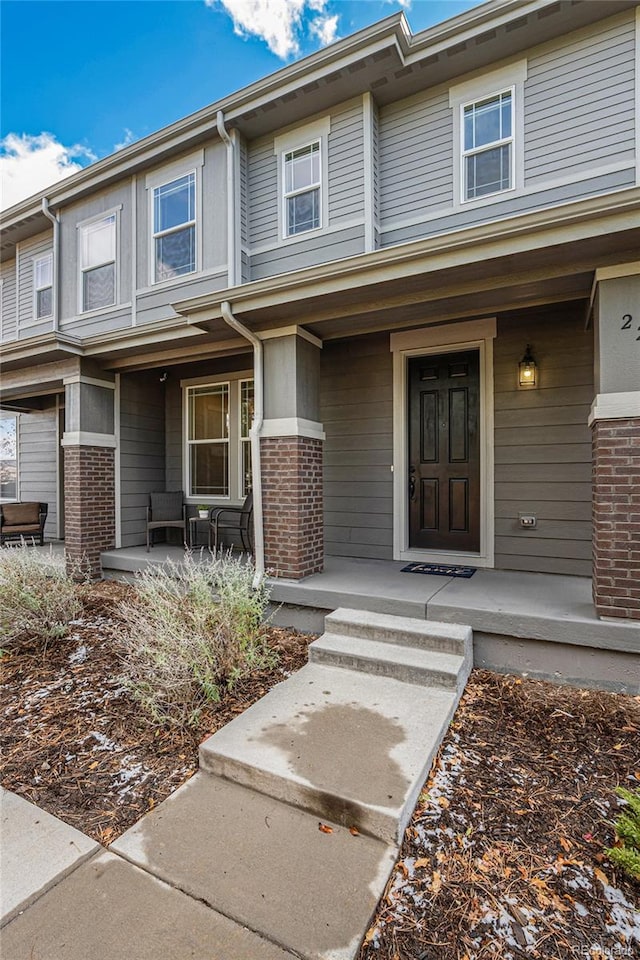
xmin=135 ymin=271 xmax=228 ymax=327
xmin=1 ymin=259 xmax=17 ymax=342
xmin=248 ymin=99 xmax=366 ymax=279
xmin=250 ymin=223 xmax=364 ymax=281
xmin=525 ymin=15 xmax=637 ymax=185
xmin=239 ymin=137 xmax=250 ymax=284
xmin=18 ymin=407 xmax=58 ymax=540
xmin=371 ymin=100 xmax=380 ymax=248
xmin=119 ymin=372 xmax=166 ymax=547
xmin=59 ymin=181 xmax=132 ymax=333
xmin=165 ymin=378 xmax=182 ymax=493
xmin=378 ymin=88 xmax=453 ymax=230
xmin=493 ymin=307 xmax=593 ymax=577
xmin=378 ymin=11 xmax=636 ymax=248
xmin=17 ymin=231 xmax=54 ymax=337
xmin=328 ymin=100 xmax=365 ymax=225
xmin=321 ymin=332 xmax=394 ymax=560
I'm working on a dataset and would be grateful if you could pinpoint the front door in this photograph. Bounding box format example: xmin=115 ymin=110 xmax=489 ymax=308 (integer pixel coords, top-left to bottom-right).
xmin=408 ymin=349 xmax=480 ymax=552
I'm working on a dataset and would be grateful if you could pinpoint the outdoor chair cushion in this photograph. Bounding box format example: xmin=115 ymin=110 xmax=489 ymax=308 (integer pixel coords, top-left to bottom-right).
xmin=2 ymin=502 xmax=40 ymax=526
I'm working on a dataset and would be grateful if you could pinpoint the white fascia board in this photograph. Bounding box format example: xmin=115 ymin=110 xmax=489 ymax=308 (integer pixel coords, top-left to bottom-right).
xmin=589 ymin=392 xmax=640 ymax=425
xmin=61 ymin=431 xmax=117 ymax=448
xmin=260 ymin=418 xmax=325 ymax=441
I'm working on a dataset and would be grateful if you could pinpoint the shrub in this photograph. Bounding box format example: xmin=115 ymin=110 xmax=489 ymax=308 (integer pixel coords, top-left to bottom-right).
xmin=607 ymin=786 xmax=640 ymax=881
xmin=118 ymin=551 xmax=273 ymax=728
xmin=0 ymin=544 xmax=82 ymax=648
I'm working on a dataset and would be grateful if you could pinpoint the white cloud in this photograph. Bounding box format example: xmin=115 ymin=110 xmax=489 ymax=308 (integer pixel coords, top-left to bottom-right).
xmin=114 ymin=128 xmax=137 ymax=151
xmin=209 ymin=0 xmax=339 ymax=58
xmin=0 ymin=133 xmax=95 ymax=211
xmin=309 ymin=13 xmax=338 ymax=46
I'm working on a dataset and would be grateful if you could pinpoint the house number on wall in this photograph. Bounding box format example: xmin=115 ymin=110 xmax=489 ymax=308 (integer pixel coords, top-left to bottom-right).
xmin=620 ymin=314 xmax=639 ymax=340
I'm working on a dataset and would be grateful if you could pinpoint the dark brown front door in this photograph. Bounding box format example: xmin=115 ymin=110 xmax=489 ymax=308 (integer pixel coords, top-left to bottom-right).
xmin=408 ymin=350 xmax=480 ymax=552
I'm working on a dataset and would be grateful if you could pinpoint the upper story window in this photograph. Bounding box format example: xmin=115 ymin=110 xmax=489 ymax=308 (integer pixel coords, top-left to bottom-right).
xmin=79 ymin=214 xmax=116 ymax=312
xmin=274 ymin=116 xmax=330 ymax=242
xmin=184 ymin=376 xmax=254 ymax=501
xmin=462 ymin=90 xmax=513 ymax=201
xmin=283 ymin=141 xmax=321 ymax=237
xmin=34 ymin=253 xmax=53 ymax=320
xmin=153 ymin=172 xmax=196 ymax=282
xmin=449 ymin=60 xmax=526 ymax=207
xmin=0 ymin=414 xmax=18 ymax=501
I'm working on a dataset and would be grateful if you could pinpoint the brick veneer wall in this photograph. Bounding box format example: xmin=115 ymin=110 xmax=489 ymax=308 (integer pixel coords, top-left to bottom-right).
xmin=261 ymin=436 xmax=323 ymax=579
xmin=592 ymin=417 xmax=640 ymax=620
xmin=64 ymin=445 xmax=115 ymax=578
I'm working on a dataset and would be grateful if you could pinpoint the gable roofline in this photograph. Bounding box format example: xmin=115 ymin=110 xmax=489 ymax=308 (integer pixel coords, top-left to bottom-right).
xmin=1 ymin=0 xmax=635 ymax=231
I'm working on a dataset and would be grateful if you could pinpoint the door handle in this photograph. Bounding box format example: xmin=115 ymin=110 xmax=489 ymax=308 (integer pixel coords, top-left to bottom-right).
xmin=409 ymin=466 xmax=416 ymax=502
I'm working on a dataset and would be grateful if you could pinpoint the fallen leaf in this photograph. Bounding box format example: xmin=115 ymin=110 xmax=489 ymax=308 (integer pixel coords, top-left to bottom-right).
xmin=559 ymin=836 xmax=572 ymax=852
xmin=89 ymin=760 xmax=99 ymax=770
xmin=415 ymin=857 xmax=431 ymax=869
xmin=431 ymin=870 xmax=442 ymax=894
xmin=349 ymin=826 xmax=359 ymax=837
xmin=437 ymin=796 xmax=450 ymax=808
xmin=318 ymin=822 xmax=333 ymax=834
xmin=594 ymin=867 xmax=609 ymax=886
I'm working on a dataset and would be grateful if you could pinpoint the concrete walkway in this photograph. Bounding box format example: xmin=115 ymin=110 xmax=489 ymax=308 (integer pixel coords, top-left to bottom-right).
xmin=1 ymin=610 xmax=472 ymax=959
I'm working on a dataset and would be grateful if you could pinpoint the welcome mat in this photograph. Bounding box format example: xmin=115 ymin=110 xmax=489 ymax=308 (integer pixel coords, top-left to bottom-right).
xmin=401 ymin=562 xmax=476 ymax=578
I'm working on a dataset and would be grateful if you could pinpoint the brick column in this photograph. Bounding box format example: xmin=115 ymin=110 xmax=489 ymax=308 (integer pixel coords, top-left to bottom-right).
xmin=592 ymin=417 xmax=640 ymax=620
xmin=261 ymin=435 xmax=323 ymax=579
xmin=64 ymin=445 xmax=115 ymax=578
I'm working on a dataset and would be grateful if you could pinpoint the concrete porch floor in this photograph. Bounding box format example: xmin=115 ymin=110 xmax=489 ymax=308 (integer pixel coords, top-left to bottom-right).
xmin=98 ymin=546 xmax=640 ymax=692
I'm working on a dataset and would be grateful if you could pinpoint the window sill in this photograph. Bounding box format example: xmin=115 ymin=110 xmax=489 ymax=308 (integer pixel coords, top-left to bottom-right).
xmin=71 ymin=302 xmax=131 ymax=322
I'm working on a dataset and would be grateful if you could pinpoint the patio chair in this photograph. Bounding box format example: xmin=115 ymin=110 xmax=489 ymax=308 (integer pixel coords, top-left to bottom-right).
xmin=146 ymin=491 xmax=186 ymax=552
xmin=0 ymin=502 xmax=48 ymax=546
xmin=208 ymin=492 xmax=253 ymax=555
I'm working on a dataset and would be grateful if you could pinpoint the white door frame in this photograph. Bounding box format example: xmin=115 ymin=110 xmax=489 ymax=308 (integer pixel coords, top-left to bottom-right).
xmin=390 ymin=317 xmax=496 ymax=567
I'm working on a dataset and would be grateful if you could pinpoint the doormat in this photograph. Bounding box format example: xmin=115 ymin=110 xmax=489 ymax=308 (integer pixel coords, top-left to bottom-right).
xmin=401 ymin=562 xmax=476 ymax=578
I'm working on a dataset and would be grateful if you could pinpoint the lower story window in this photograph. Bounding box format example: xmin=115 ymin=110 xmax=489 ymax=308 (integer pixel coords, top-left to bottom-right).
xmin=0 ymin=414 xmax=18 ymax=500
xmin=185 ymin=378 xmax=254 ymax=500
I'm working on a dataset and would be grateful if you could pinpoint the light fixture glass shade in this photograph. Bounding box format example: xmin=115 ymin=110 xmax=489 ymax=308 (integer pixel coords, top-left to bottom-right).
xmin=518 ymin=345 xmax=537 ymax=387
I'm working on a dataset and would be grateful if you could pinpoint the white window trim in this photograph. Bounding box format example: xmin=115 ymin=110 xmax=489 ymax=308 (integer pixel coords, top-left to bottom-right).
xmin=33 ymin=252 xmax=53 ymax=321
xmin=181 ymin=370 xmax=253 ymax=504
xmin=0 ymin=411 xmax=19 ymax=503
xmin=146 ymin=150 xmax=204 ymax=287
xmin=76 ymin=207 xmax=121 ymax=315
xmin=239 ymin=377 xmax=253 ymax=499
xmin=450 ymin=59 xmax=526 ymax=209
xmin=390 ymin=318 xmax=496 ymax=568
xmin=274 ymin=116 xmax=330 ymax=244
xmin=281 ymin=140 xmax=322 ymax=239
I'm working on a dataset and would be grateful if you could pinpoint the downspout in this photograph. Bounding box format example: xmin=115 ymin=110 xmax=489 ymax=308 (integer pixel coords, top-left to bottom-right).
xmin=41 ymin=198 xmax=60 ymax=331
xmin=216 ymin=110 xmax=238 ymax=288
xmin=220 ymin=300 xmax=264 ymax=589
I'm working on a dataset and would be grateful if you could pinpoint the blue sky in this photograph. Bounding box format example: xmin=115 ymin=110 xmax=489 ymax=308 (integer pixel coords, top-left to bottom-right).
xmin=1 ymin=0 xmax=481 ymax=209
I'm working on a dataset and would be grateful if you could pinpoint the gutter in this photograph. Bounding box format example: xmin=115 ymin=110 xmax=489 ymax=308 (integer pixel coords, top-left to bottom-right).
xmin=41 ymin=198 xmax=60 ymax=331
xmin=220 ymin=300 xmax=265 ymax=590
xmin=216 ymin=112 xmax=238 ymax=288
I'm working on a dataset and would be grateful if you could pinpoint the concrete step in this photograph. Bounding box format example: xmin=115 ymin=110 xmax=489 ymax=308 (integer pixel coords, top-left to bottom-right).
xmin=199 ymin=662 xmax=459 ymax=844
xmin=309 ymin=632 xmax=468 ymax=691
xmin=325 ymin=607 xmax=471 ymax=656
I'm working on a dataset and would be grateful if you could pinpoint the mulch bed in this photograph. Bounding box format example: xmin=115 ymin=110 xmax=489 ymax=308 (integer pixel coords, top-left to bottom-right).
xmin=0 ymin=580 xmax=313 ymax=845
xmin=2 ymin=583 xmax=639 ymax=956
xmin=359 ymin=671 xmax=640 ymax=960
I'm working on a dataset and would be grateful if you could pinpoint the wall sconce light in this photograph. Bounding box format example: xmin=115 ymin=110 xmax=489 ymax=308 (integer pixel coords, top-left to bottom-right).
xmin=518 ymin=345 xmax=537 ymax=388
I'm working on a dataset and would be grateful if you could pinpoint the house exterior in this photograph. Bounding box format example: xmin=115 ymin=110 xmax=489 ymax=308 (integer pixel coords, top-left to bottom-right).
xmin=1 ymin=0 xmax=639 ymax=621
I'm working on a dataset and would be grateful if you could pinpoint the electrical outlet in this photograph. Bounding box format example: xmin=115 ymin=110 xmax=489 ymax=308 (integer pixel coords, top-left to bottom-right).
xmin=519 ymin=514 xmax=537 ymax=529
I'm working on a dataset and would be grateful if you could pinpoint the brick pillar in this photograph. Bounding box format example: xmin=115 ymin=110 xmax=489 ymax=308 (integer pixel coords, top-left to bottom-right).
xmin=592 ymin=417 xmax=640 ymax=620
xmin=64 ymin=445 xmax=115 ymax=579
xmin=261 ymin=435 xmax=323 ymax=579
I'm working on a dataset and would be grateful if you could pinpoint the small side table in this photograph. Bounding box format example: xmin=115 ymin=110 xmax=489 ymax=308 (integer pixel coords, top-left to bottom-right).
xmin=188 ymin=516 xmax=210 ymax=549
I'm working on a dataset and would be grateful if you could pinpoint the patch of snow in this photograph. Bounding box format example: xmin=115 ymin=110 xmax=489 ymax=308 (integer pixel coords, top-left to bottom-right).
xmin=85 ymin=731 xmax=119 ymax=752
xmin=68 ymin=644 xmax=89 ymax=664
